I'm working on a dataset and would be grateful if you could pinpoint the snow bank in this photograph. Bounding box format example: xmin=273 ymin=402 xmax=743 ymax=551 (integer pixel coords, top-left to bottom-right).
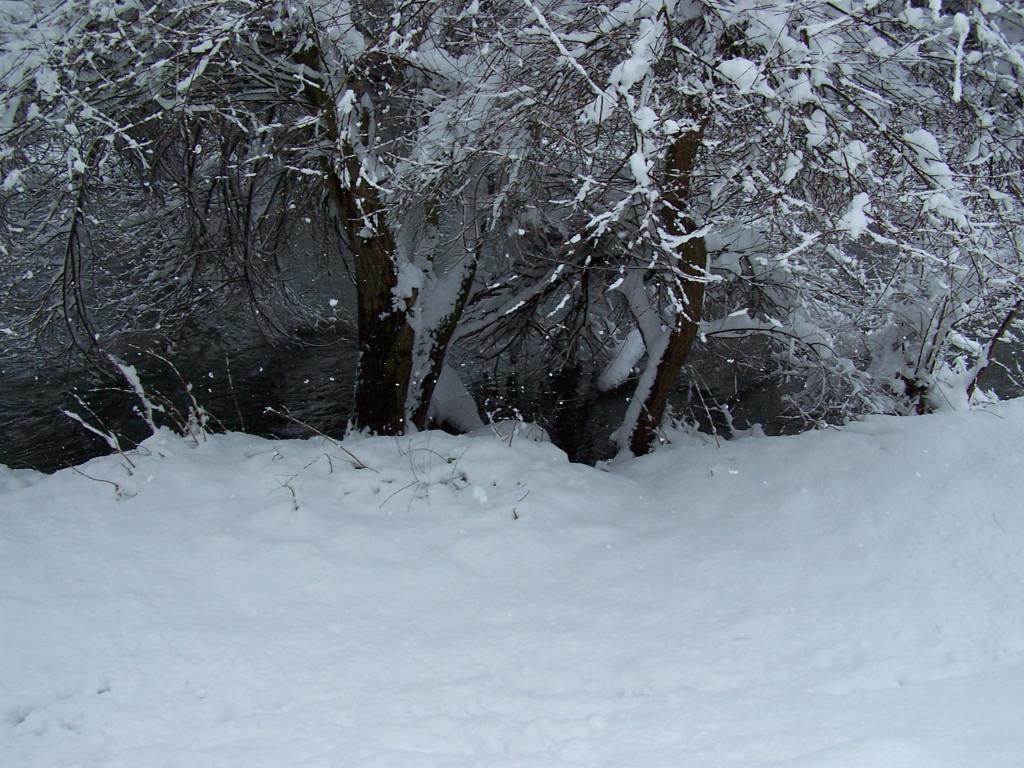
xmin=2 ymin=404 xmax=1023 ymax=766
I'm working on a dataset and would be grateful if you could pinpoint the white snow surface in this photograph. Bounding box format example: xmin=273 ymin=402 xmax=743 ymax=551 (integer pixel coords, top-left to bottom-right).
xmin=839 ymin=193 xmax=871 ymax=239
xmin=2 ymin=403 xmax=1024 ymax=766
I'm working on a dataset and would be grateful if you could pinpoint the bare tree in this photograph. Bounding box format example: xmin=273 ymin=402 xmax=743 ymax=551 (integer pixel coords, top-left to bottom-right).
xmin=2 ymin=0 xmax=1022 ymax=457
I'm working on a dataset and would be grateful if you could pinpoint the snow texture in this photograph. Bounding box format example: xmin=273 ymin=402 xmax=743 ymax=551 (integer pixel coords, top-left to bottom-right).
xmin=716 ymin=57 xmax=774 ymax=97
xmin=839 ymin=193 xmax=871 ymax=239
xmin=597 ymin=328 xmax=645 ymax=392
xmin=425 ymin=365 xmax=485 ymax=433
xmin=2 ymin=403 xmax=1024 ymax=766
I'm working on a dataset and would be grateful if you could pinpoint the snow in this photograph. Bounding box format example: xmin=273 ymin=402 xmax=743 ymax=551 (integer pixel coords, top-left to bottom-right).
xmin=392 ymin=260 xmax=425 ymax=304
xmin=597 ymin=328 xmax=645 ymax=392
xmin=716 ymin=57 xmax=774 ymax=97
xmin=829 ymin=140 xmax=870 ymax=173
xmin=781 ymin=151 xmax=803 ymax=184
xmin=632 ymin=105 xmax=657 ymax=133
xmin=951 ymin=13 xmax=970 ymax=103
xmin=805 ymin=109 xmax=828 ymax=148
xmin=904 ymin=128 xmax=955 ymax=191
xmin=628 ymin=150 xmax=652 ymax=188
xmin=1 ymin=167 xmax=21 ymax=191
xmin=839 ymin=193 xmax=871 ymax=239
xmin=2 ymin=403 xmax=1024 ymax=766
xmin=425 ymin=365 xmax=485 ymax=433
xmin=780 ymin=74 xmax=815 ymax=105
xmin=717 ymin=57 xmax=759 ymax=91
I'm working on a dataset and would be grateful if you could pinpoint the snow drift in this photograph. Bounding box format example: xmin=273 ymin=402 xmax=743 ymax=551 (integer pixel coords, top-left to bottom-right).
xmin=2 ymin=403 xmax=1023 ymax=766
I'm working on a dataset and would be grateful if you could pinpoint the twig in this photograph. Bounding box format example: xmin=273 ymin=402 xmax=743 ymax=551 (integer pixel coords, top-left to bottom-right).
xmin=276 ymin=473 xmax=300 ymax=511
xmin=69 ymin=465 xmax=133 ymax=499
xmin=62 ymin=401 xmax=136 ymax=471
xmin=265 ymin=406 xmax=376 ymax=471
xmin=379 ymin=480 xmax=418 ymax=509
xmin=224 ymin=352 xmax=246 ymax=431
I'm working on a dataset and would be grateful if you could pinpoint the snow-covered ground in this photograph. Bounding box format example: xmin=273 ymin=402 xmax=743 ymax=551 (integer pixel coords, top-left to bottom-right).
xmin=2 ymin=403 xmax=1023 ymax=767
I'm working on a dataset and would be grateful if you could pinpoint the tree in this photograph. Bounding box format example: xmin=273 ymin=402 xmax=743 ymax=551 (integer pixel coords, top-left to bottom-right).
xmin=2 ymin=0 xmax=1022 ymax=458
xmin=513 ymin=0 xmax=1024 ymax=451
xmin=2 ymin=1 xmax=512 ymax=433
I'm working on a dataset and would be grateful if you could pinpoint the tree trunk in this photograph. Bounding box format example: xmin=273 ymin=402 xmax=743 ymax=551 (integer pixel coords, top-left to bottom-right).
xmin=318 ymin=152 xmax=418 ymax=434
xmin=297 ymin=45 xmax=414 ymax=434
xmin=966 ymin=299 xmax=1022 ymax=400
xmin=627 ymin=127 xmax=707 ymax=456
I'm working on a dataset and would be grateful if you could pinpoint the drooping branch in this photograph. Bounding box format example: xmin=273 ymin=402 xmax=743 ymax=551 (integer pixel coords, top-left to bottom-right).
xmin=60 ymin=141 xmax=103 ymax=356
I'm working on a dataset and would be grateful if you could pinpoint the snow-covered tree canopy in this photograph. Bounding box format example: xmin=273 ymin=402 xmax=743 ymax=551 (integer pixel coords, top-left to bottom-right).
xmin=2 ymin=0 xmax=1022 ymax=455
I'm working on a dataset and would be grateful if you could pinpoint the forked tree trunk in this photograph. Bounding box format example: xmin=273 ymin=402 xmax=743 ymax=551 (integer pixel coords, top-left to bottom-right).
xmin=627 ymin=126 xmax=707 ymax=456
xmin=297 ymin=45 xmax=415 ymax=434
xmin=328 ymin=169 xmax=416 ymax=434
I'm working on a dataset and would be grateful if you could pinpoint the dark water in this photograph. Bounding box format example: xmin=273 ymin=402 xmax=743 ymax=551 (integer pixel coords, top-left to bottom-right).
xmin=3 ymin=335 xmax=1020 ymax=473
xmin=0 ymin=336 xmax=621 ymax=471
xmin=0 ymin=339 xmax=359 ymax=473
